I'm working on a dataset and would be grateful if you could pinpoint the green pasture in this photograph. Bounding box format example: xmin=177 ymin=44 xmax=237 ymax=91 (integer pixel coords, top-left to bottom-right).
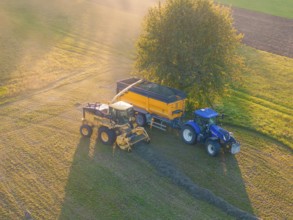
xmin=217 ymin=0 xmax=293 ymax=18
xmin=216 ymin=46 xmax=293 ymax=150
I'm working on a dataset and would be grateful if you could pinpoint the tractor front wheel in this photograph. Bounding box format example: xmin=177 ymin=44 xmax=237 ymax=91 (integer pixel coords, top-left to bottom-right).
xmin=181 ymin=125 xmax=196 ymax=144
xmin=98 ymin=126 xmax=116 ymax=145
xmin=206 ymin=140 xmax=221 ymax=157
xmin=80 ymin=125 xmax=93 ymax=137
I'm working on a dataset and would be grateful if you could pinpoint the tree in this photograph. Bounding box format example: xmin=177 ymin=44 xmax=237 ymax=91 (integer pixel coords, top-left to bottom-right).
xmin=135 ymin=0 xmax=243 ymax=106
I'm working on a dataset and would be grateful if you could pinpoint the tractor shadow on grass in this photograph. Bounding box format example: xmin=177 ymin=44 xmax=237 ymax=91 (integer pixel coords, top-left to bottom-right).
xmin=59 ymin=131 xmax=258 ymax=219
xmin=58 ymin=137 xmax=91 ymax=219
xmin=58 ymin=136 xmax=128 ymax=220
xmin=134 ymin=129 xmax=258 ymax=219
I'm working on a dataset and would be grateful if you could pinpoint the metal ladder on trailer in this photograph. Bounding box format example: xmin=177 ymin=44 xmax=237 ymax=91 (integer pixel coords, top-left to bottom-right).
xmin=149 ymin=115 xmax=168 ymax=131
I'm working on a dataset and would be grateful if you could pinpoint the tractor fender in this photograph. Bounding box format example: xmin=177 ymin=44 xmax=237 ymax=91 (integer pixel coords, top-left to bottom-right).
xmin=184 ymin=120 xmax=201 ymax=134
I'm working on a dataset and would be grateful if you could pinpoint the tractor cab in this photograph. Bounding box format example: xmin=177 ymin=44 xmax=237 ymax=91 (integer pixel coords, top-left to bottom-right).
xmin=194 ymin=108 xmax=219 ymax=132
xmin=109 ymin=101 xmax=135 ymax=125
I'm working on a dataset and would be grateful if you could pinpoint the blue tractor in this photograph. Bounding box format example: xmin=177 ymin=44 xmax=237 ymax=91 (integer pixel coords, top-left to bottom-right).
xmin=181 ymin=108 xmax=240 ymax=156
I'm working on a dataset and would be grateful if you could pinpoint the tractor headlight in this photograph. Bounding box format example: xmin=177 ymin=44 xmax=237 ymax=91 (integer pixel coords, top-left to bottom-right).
xmin=223 ymin=135 xmax=227 ymax=141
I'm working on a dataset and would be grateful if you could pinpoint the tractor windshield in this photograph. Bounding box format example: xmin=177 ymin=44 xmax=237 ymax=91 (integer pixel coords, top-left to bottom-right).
xmin=115 ymin=108 xmax=134 ymax=125
xmin=195 ymin=115 xmax=218 ymax=128
xmin=208 ymin=117 xmax=217 ymax=125
xmin=115 ymin=110 xmax=128 ymax=125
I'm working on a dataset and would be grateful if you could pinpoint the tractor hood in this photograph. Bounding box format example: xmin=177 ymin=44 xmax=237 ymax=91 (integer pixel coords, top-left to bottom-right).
xmin=210 ymin=124 xmax=231 ymax=142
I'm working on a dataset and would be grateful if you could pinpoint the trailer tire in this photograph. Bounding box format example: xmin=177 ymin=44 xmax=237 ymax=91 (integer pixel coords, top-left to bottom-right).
xmin=136 ymin=113 xmax=147 ymax=127
xmin=98 ymin=126 xmax=116 ymax=145
xmin=181 ymin=125 xmax=196 ymax=144
xmin=80 ymin=125 xmax=93 ymax=137
xmin=206 ymin=140 xmax=220 ymax=157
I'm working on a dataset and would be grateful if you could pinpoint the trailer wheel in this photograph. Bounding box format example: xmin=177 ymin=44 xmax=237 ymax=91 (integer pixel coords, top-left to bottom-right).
xmin=98 ymin=126 xmax=116 ymax=145
xmin=136 ymin=113 xmax=147 ymax=127
xmin=181 ymin=125 xmax=196 ymax=144
xmin=80 ymin=125 xmax=93 ymax=137
xmin=206 ymin=140 xmax=220 ymax=157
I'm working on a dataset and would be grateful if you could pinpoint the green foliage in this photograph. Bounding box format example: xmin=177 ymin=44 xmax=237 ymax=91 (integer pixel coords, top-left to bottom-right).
xmin=135 ymin=0 xmax=243 ymax=106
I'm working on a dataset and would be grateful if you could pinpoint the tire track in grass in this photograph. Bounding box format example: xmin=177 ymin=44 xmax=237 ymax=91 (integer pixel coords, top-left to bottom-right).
xmin=134 ymin=144 xmax=258 ymax=220
xmin=226 ymin=95 xmax=293 ymax=149
xmin=232 ymin=90 xmax=293 ymax=117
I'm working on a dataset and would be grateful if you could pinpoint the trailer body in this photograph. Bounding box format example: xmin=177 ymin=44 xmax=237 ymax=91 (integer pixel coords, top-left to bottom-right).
xmin=116 ymin=78 xmax=187 ymax=130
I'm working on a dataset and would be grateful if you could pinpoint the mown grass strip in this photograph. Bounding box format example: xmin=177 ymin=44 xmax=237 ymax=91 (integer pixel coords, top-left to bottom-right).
xmin=232 ymin=89 xmax=293 ymax=116
xmin=217 ymin=94 xmax=293 ymax=150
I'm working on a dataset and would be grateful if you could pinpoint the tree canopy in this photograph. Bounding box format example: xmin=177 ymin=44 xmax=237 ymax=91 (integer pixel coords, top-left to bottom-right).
xmin=135 ymin=0 xmax=243 ymax=106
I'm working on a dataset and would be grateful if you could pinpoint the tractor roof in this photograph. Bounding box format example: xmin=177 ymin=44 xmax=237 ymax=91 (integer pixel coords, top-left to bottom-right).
xmin=109 ymin=101 xmax=133 ymax=111
xmin=194 ymin=108 xmax=218 ymax=119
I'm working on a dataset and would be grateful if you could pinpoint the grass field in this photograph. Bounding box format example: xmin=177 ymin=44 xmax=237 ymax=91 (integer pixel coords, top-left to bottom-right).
xmin=217 ymin=0 xmax=293 ymax=18
xmin=0 ymin=0 xmax=292 ymax=219
xmin=216 ymin=46 xmax=293 ymax=149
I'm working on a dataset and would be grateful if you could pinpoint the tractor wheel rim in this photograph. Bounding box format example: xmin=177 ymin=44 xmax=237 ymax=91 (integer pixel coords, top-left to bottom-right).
xmin=82 ymin=128 xmax=88 ymax=135
xmin=183 ymin=129 xmax=192 ymax=142
xmin=208 ymin=144 xmax=214 ymax=154
xmin=101 ymin=132 xmax=109 ymax=142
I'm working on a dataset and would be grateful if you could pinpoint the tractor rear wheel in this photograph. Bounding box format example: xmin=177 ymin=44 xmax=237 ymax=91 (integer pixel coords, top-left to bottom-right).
xmin=135 ymin=113 xmax=147 ymax=127
xmin=181 ymin=125 xmax=196 ymax=144
xmin=206 ymin=140 xmax=221 ymax=157
xmin=98 ymin=126 xmax=116 ymax=145
xmin=80 ymin=125 xmax=93 ymax=137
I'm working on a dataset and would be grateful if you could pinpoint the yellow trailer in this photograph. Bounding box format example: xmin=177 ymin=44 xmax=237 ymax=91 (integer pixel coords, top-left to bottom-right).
xmin=116 ymin=78 xmax=187 ymax=130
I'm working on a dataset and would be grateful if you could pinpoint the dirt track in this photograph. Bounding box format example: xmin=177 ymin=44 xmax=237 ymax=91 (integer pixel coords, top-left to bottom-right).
xmin=232 ymin=7 xmax=293 ymax=58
